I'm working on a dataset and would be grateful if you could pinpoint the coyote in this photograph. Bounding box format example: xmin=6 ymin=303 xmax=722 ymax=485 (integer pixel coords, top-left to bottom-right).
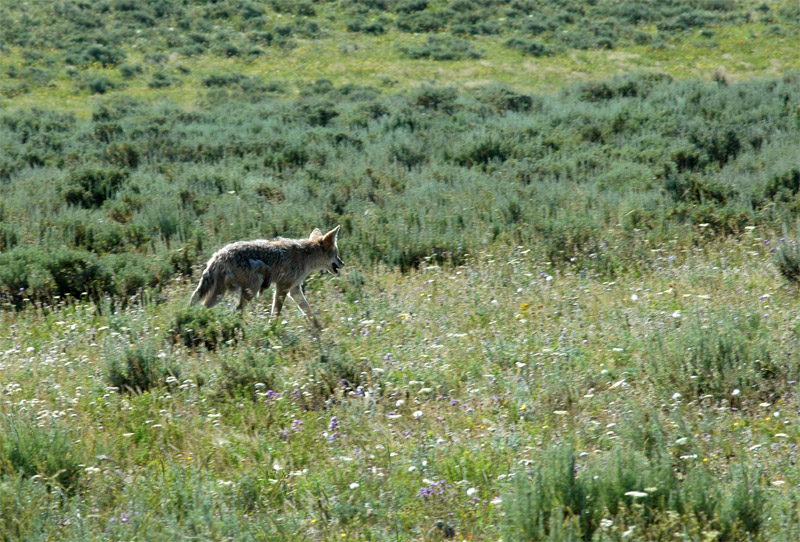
xmin=190 ymin=226 xmax=344 ymax=329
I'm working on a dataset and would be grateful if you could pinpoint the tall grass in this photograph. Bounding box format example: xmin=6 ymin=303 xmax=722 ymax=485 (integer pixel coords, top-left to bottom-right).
xmin=0 ymin=236 xmax=797 ymax=539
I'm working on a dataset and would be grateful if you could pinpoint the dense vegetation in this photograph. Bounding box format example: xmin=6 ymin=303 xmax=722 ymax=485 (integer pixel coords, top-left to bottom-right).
xmin=3 ymin=0 xmax=800 ymax=540
xmin=1 ymin=73 xmax=799 ymax=305
xmin=3 ymin=0 xmax=797 ymax=65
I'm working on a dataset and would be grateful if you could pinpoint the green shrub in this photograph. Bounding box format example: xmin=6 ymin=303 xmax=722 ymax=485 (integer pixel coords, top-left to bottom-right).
xmin=0 ymin=413 xmax=83 ymax=492
xmin=399 ymin=36 xmax=482 ymax=61
xmin=396 ymin=11 xmax=445 ymax=32
xmin=62 ymin=166 xmax=128 ymax=208
xmin=215 ymin=349 xmax=278 ymax=400
xmin=346 ymin=16 xmax=387 ymax=35
xmin=775 ymin=239 xmax=800 ymax=284
xmin=502 ymin=446 xmax=595 ymax=540
xmin=105 ymin=344 xmax=179 ymax=393
xmin=119 ymin=64 xmax=144 ymax=79
xmin=148 ymin=72 xmax=176 ymax=89
xmin=410 ymin=85 xmax=458 ymax=111
xmin=476 ymin=84 xmax=535 ymax=113
xmin=301 ymin=351 xmax=374 ymax=409
xmin=504 ymin=36 xmax=554 ymax=57
xmin=448 ymin=131 xmax=513 ymax=167
xmin=0 ymin=476 xmax=57 ymax=541
xmin=81 ymin=44 xmax=125 ymax=67
xmin=82 ymin=75 xmax=119 ymax=95
xmin=169 ymin=306 xmax=245 ymax=350
xmin=719 ymin=465 xmax=766 ymax=539
xmin=270 ymin=0 xmax=316 ymax=16
xmin=395 ymin=0 xmax=427 ymax=13
xmin=646 ymin=310 xmax=783 ymax=399
xmin=0 ymin=245 xmax=113 ymax=305
xmin=657 ymin=10 xmax=719 ymax=32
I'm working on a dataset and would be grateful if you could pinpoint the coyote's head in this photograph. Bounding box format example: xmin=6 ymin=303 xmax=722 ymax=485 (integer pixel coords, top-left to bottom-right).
xmin=311 ymin=225 xmax=344 ymax=274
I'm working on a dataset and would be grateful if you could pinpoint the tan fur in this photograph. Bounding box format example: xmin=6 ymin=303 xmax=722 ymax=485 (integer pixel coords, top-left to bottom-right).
xmin=190 ymin=226 xmax=343 ymax=330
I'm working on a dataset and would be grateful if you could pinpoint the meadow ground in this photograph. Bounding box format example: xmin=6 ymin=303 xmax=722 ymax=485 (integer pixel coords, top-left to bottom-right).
xmin=3 ymin=232 xmax=800 ymax=539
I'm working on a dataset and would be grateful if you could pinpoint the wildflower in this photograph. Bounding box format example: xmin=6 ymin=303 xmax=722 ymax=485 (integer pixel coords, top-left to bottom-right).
xmin=625 ymin=491 xmax=648 ymax=499
xmin=325 ymin=416 xmax=341 ymax=441
xmin=413 ymin=410 xmax=423 ymax=419
xmin=349 ymin=482 xmax=360 ymax=489
xmin=466 ymin=487 xmax=477 ymax=497
xmin=417 ymin=479 xmax=451 ymax=501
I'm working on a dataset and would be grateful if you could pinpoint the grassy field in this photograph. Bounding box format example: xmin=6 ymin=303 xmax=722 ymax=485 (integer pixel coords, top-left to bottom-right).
xmin=3 ymin=237 xmax=800 ymax=539
xmin=3 ymin=0 xmax=800 ymax=540
xmin=4 ymin=22 xmax=800 ymax=117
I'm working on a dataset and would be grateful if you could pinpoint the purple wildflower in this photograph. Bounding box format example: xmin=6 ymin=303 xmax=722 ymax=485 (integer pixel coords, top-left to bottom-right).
xmin=416 ymin=479 xmax=451 ymax=501
xmin=325 ymin=416 xmax=341 ymax=442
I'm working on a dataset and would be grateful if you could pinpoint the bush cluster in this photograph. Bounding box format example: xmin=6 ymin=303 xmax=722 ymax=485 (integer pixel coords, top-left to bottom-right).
xmin=1 ymin=74 xmax=800 ymax=301
xmin=1 ymin=0 xmax=793 ymax=72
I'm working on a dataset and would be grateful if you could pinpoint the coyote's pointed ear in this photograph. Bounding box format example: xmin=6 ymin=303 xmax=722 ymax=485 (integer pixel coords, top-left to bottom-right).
xmin=310 ymin=228 xmax=323 ymax=240
xmin=321 ymin=225 xmax=341 ymax=248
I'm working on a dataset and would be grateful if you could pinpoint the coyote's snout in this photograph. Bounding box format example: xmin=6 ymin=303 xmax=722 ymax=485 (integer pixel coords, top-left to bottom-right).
xmin=190 ymin=226 xmax=343 ymax=330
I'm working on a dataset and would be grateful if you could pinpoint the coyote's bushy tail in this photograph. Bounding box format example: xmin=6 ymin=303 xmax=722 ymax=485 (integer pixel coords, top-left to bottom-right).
xmin=190 ymin=262 xmax=223 ymax=307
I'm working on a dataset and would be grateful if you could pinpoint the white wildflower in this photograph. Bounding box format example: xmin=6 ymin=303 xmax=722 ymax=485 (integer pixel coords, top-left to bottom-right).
xmin=624 ymin=491 xmax=648 ymax=498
